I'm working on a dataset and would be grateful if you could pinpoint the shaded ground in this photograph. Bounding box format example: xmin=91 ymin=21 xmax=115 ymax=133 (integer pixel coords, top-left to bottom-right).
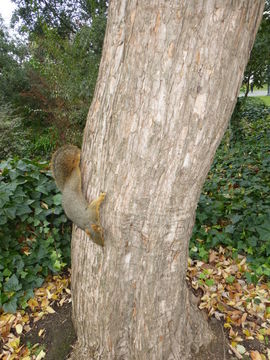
xmin=20 ymin=298 xmax=234 ymax=360
xmin=22 ymin=302 xmax=76 ymax=360
xmin=21 ymin=296 xmax=263 ymax=360
xmin=193 ymin=318 xmax=234 ymax=360
xmin=2 ymin=253 xmax=269 ymax=359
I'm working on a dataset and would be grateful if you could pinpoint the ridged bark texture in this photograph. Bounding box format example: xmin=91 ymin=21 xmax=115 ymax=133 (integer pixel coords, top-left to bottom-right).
xmin=71 ymin=1 xmax=264 ymax=359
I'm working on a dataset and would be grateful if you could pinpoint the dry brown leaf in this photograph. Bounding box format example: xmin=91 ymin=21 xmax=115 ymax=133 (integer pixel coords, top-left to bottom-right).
xmin=209 ymin=251 xmax=218 ymax=263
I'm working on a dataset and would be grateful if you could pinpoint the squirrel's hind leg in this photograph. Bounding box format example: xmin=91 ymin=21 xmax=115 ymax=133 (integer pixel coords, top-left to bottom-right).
xmin=85 ymin=192 xmax=106 ymax=246
xmin=89 ymin=192 xmax=106 ymax=221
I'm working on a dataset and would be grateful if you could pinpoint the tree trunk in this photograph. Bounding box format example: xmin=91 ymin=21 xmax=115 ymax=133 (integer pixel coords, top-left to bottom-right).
xmin=71 ymin=1 xmax=264 ymax=359
xmin=244 ymin=76 xmax=251 ymax=97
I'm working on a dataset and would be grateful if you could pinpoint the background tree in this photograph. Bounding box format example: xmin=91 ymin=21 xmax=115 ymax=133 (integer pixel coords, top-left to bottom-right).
xmin=71 ymin=1 xmax=264 ymax=359
xmin=1 ymin=0 xmax=108 ymax=150
xmin=11 ymin=0 xmax=107 ymax=37
xmin=242 ymin=0 xmax=270 ymax=96
xmin=0 ymin=16 xmax=29 ymax=107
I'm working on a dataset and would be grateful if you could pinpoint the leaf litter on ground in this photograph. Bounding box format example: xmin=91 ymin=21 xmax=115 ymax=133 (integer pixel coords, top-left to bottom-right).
xmin=187 ymin=246 xmax=270 ymax=360
xmin=1 ymin=250 xmax=270 ymax=359
xmin=0 ymin=271 xmax=71 ymax=360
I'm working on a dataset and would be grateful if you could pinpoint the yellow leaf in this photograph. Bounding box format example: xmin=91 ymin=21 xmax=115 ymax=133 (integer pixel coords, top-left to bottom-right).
xmin=15 ymin=324 xmax=23 ymax=334
xmin=22 ymin=314 xmax=30 ymax=323
xmin=234 ymin=336 xmax=243 ymax=342
xmin=33 ymin=312 xmax=45 ymax=322
xmin=46 ymin=289 xmax=53 ymax=299
xmin=38 ymin=329 xmax=45 ymax=337
xmin=46 ymin=306 xmax=55 ymax=314
xmin=250 ymin=350 xmax=263 ymax=360
xmin=28 ymin=298 xmax=39 ymax=311
xmin=224 ymin=323 xmax=231 ymax=329
xmin=59 ymin=298 xmax=65 ymax=306
xmin=1 ymin=314 xmax=16 ymax=324
xmin=35 ymin=288 xmax=46 ymax=296
xmin=8 ymin=355 xmax=18 ymax=360
xmin=15 ymin=344 xmax=24 ymax=354
xmin=256 ymin=333 xmax=264 ymax=342
xmin=243 ymin=329 xmax=253 ymax=339
xmin=41 ymin=298 xmax=49 ymax=308
xmin=36 ymin=349 xmax=46 ymax=360
xmin=9 ymin=337 xmax=20 ymax=350
xmin=41 ymin=201 xmax=48 ymax=209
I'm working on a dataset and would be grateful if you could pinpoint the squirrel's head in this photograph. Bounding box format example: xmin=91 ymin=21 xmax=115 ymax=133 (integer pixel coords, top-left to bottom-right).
xmin=51 ymin=144 xmax=81 ymax=180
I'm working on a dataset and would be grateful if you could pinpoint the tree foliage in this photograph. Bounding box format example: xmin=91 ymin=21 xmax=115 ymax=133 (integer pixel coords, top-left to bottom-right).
xmin=11 ymin=0 xmax=107 ymax=37
xmin=242 ymin=1 xmax=270 ymax=95
xmin=0 ymin=2 xmax=107 ymax=149
xmin=0 ymin=17 xmax=29 ymax=107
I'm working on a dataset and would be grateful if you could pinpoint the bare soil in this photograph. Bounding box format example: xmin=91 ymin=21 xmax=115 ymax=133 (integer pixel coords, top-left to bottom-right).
xmin=22 ymin=302 xmax=76 ymax=360
xmin=21 ymin=300 xmax=262 ymax=360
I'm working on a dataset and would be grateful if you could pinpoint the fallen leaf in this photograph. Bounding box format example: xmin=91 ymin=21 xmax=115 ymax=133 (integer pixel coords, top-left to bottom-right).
xmin=36 ymin=349 xmax=46 ymax=360
xmin=8 ymin=337 xmax=20 ymax=351
xmin=256 ymin=333 xmax=264 ymax=342
xmin=28 ymin=298 xmax=39 ymax=311
xmin=38 ymin=329 xmax=45 ymax=337
xmin=236 ymin=344 xmax=246 ymax=355
xmin=229 ymin=344 xmax=242 ymax=359
xmin=15 ymin=324 xmax=23 ymax=335
xmin=209 ymin=251 xmax=218 ymax=263
xmin=46 ymin=306 xmax=55 ymax=314
xmin=250 ymin=350 xmax=263 ymax=360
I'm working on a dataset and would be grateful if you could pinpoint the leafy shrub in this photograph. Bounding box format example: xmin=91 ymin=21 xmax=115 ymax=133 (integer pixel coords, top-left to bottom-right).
xmin=230 ymin=97 xmax=270 ymax=141
xmin=26 ymin=127 xmax=58 ymax=160
xmin=0 ymin=105 xmax=30 ymax=161
xmin=0 ymin=158 xmax=71 ymax=312
xmin=238 ymin=97 xmax=270 ymax=122
xmin=0 ymin=105 xmax=60 ymax=161
xmin=190 ymin=108 xmax=270 ymax=281
xmin=232 ymin=97 xmax=270 ymax=124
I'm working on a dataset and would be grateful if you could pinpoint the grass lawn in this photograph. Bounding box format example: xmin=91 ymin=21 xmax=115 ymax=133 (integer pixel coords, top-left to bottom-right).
xmin=257 ymin=95 xmax=270 ymax=106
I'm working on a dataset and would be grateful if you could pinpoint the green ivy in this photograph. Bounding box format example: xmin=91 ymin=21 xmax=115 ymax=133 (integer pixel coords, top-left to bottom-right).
xmin=0 ymin=158 xmax=71 ymax=313
xmin=190 ymin=101 xmax=270 ymax=281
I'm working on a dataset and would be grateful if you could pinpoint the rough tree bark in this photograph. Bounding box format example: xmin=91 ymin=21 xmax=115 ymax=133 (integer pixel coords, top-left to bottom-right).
xmin=71 ymin=1 xmax=264 ymax=359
